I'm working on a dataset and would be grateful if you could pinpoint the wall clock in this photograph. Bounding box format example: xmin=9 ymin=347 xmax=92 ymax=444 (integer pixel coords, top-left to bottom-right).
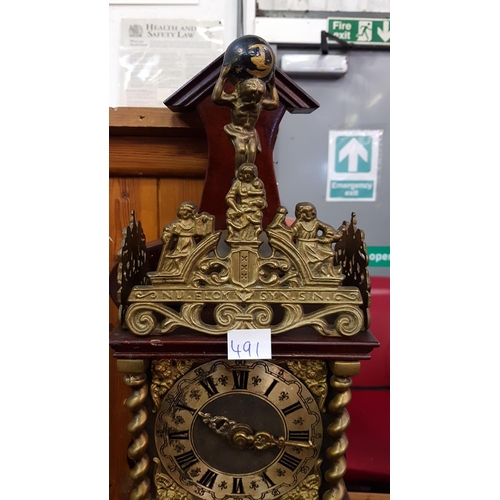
xmin=109 ymin=33 xmax=380 ymax=500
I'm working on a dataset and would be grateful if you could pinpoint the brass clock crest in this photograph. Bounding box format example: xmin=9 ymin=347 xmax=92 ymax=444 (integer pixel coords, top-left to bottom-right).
xmin=110 ymin=33 xmax=380 ymax=500
xmin=121 ymin=166 xmax=369 ymax=337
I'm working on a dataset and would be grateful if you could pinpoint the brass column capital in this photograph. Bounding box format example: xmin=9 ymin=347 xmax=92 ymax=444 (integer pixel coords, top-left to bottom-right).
xmin=117 ymin=359 xmax=149 ymax=374
xmin=329 ymin=361 xmax=361 ymax=377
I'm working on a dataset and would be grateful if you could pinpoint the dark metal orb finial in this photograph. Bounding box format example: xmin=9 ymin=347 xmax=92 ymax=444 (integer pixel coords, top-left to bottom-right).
xmin=222 ymin=35 xmax=276 ymax=83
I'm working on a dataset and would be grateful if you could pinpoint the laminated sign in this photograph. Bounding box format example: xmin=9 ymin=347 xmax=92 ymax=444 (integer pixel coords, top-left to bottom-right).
xmin=327 ymin=18 xmax=390 ymax=45
xmin=326 ymin=130 xmax=382 ymax=202
xmin=119 ymin=19 xmax=224 ymax=107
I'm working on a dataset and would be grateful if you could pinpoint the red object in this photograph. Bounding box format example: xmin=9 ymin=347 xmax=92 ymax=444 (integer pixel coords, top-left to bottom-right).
xmin=196 ymin=96 xmax=285 ymax=229
xmin=344 ymin=276 xmax=390 ymax=485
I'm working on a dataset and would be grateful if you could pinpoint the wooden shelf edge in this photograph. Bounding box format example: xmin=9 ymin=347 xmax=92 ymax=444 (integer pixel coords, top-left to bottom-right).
xmin=109 ymin=106 xmax=204 ymax=134
xmin=350 ymin=493 xmax=389 ymax=500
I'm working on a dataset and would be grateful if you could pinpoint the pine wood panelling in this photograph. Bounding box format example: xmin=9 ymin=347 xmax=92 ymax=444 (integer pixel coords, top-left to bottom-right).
xmin=109 ymin=177 xmax=160 ymax=327
xmin=109 ymin=107 xmax=208 ymax=500
xmin=109 ymin=176 xmax=161 ymax=500
xmin=109 ymin=136 xmax=207 ymax=177
xmin=158 ymin=178 xmax=205 ymax=228
xmin=109 ymin=106 xmax=204 ymax=132
xmin=109 ymin=177 xmax=160 ymax=261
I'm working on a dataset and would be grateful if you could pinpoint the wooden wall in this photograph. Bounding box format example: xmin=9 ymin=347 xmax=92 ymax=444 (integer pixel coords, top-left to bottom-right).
xmin=109 ymin=106 xmax=207 ymax=500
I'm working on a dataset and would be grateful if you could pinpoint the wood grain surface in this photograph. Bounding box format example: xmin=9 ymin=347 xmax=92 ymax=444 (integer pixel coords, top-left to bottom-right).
xmin=109 ymin=106 xmax=204 ymax=132
xmin=109 ymin=107 xmax=207 ymax=500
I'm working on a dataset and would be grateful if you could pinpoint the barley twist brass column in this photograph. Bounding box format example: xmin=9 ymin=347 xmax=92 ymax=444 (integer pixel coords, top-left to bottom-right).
xmin=322 ymin=361 xmax=360 ymax=500
xmin=118 ymin=360 xmax=151 ymax=500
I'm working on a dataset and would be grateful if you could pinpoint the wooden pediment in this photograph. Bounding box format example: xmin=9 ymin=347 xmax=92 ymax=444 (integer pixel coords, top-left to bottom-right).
xmin=164 ymin=54 xmax=319 ymax=114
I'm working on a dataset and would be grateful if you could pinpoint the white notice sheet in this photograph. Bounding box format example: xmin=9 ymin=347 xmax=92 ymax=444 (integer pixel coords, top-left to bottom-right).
xmin=120 ymin=19 xmax=224 ymax=107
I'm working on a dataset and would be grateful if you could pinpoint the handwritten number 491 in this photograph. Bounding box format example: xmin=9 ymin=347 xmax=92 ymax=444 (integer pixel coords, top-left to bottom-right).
xmin=230 ymin=340 xmax=260 ymax=358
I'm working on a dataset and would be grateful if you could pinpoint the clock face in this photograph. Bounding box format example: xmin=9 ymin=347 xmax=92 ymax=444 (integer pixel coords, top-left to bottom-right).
xmin=154 ymin=359 xmax=323 ymax=500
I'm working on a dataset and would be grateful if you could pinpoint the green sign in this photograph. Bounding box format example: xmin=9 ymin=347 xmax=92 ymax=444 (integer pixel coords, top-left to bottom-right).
xmin=327 ymin=130 xmax=382 ymax=202
xmin=327 ymin=18 xmax=390 ymax=45
xmin=367 ymin=246 xmax=390 ymax=267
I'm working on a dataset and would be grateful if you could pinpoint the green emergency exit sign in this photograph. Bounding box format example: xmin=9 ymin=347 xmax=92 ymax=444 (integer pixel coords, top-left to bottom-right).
xmin=327 ymin=18 xmax=390 ymax=45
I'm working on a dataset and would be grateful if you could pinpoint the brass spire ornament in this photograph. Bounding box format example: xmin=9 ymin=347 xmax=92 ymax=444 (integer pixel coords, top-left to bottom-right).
xmin=116 ymin=210 xmax=149 ymax=325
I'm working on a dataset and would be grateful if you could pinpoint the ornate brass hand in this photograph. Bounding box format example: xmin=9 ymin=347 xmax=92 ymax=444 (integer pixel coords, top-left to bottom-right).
xmin=198 ymin=411 xmax=314 ymax=450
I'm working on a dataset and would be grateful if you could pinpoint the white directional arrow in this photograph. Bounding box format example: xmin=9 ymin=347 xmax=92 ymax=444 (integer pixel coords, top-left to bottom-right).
xmin=338 ymin=138 xmax=368 ymax=172
xmin=377 ymin=21 xmax=390 ymax=42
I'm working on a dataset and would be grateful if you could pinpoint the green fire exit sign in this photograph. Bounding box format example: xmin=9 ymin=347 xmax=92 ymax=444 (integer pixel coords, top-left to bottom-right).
xmin=327 ymin=18 xmax=390 ymax=45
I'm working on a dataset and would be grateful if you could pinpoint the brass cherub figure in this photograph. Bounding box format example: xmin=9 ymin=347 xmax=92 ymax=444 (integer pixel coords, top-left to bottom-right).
xmin=158 ymin=202 xmax=213 ymax=274
xmin=291 ymin=202 xmax=346 ymax=277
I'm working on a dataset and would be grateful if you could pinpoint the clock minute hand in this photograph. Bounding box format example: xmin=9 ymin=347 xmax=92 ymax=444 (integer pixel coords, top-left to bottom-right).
xmin=198 ymin=411 xmax=313 ymax=451
xmin=252 ymin=431 xmax=314 ymax=450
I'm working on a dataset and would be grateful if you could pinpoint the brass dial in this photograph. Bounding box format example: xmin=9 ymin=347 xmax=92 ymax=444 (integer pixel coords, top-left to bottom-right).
xmin=154 ymin=359 xmax=323 ymax=500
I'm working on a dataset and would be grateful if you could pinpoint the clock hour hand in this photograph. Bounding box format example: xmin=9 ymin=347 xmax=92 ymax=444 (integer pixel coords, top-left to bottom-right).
xmin=198 ymin=411 xmax=247 ymax=438
xmin=198 ymin=411 xmax=254 ymax=449
xmin=198 ymin=411 xmax=314 ymax=450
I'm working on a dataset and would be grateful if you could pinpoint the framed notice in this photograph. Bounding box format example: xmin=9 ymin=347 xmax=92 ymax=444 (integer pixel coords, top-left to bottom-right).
xmin=119 ymin=18 xmax=224 ymax=107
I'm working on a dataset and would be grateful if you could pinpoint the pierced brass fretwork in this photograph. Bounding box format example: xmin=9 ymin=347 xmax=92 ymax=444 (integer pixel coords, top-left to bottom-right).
xmin=119 ymin=165 xmax=369 ymax=337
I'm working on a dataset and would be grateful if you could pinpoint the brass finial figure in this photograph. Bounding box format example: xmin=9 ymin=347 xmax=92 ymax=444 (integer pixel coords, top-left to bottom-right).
xmin=226 ymin=163 xmax=267 ymax=242
xmin=212 ymin=35 xmax=279 ymax=171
